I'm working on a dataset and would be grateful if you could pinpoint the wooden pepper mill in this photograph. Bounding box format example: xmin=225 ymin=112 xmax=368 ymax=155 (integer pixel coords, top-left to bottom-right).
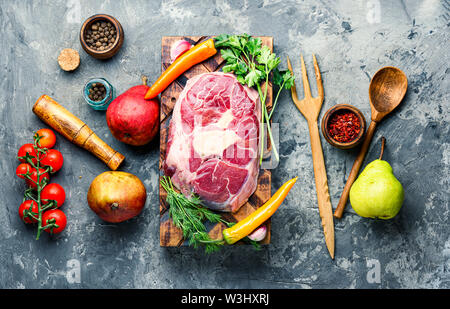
xmin=33 ymin=95 xmax=125 ymax=170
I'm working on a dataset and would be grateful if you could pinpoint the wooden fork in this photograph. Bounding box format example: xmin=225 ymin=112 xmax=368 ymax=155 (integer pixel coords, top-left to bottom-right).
xmin=287 ymin=54 xmax=335 ymax=259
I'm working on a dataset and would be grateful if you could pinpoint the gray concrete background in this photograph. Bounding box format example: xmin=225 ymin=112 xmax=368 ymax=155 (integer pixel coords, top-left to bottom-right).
xmin=0 ymin=0 xmax=448 ymax=289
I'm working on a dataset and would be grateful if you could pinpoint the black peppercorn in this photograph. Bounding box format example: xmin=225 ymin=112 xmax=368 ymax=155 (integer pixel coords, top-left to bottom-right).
xmin=88 ymin=83 xmax=107 ymax=101
xmin=85 ymin=19 xmax=117 ymax=51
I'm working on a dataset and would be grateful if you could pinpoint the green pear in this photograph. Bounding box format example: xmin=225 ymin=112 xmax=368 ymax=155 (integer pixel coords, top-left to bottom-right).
xmin=349 ymin=138 xmax=404 ymax=219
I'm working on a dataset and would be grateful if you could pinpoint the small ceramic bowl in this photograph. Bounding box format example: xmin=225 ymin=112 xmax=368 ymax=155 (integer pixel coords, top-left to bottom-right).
xmin=321 ymin=104 xmax=366 ymax=149
xmin=80 ymin=14 xmax=124 ymax=59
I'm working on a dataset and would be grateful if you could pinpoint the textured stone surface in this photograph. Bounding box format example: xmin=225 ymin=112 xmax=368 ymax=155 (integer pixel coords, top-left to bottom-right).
xmin=0 ymin=0 xmax=448 ymax=289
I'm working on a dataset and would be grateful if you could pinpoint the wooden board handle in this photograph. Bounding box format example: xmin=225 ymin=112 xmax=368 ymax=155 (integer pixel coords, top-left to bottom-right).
xmin=334 ymin=120 xmax=377 ymax=218
xmin=32 ymin=95 xmax=125 ymax=170
xmin=308 ymin=121 xmax=335 ymax=259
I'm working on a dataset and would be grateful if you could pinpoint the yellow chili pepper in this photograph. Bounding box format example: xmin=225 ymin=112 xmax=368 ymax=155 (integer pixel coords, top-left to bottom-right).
xmin=144 ymin=38 xmax=217 ymax=99
xmin=223 ymin=177 xmax=298 ymax=245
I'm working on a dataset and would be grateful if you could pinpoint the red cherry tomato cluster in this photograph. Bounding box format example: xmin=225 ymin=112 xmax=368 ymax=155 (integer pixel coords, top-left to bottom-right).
xmin=16 ymin=129 xmax=67 ymax=238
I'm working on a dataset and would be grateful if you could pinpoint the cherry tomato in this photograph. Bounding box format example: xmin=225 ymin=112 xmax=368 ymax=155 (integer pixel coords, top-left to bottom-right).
xmin=19 ymin=200 xmax=39 ymax=223
xmin=17 ymin=143 xmax=38 ymax=164
xmin=41 ymin=183 xmax=66 ymax=208
xmin=35 ymin=128 xmax=56 ymax=148
xmin=26 ymin=168 xmax=50 ymax=189
xmin=42 ymin=209 xmax=67 ymax=234
xmin=16 ymin=163 xmax=32 ymax=179
xmin=40 ymin=149 xmax=63 ymax=173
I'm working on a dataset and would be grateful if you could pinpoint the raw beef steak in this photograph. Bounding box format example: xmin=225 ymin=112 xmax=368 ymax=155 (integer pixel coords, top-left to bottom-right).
xmin=164 ymin=72 xmax=260 ymax=212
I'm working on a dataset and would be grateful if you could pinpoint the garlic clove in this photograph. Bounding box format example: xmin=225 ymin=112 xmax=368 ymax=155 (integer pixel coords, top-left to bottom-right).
xmin=247 ymin=225 xmax=267 ymax=242
xmin=170 ymin=40 xmax=193 ymax=62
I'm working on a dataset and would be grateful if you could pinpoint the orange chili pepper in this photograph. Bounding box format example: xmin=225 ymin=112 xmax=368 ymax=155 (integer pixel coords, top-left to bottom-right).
xmin=144 ymin=38 xmax=217 ymax=100
xmin=222 ymin=177 xmax=298 ymax=245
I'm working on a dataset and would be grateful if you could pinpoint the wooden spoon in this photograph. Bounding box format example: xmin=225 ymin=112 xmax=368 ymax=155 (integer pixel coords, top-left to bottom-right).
xmin=334 ymin=66 xmax=407 ymax=218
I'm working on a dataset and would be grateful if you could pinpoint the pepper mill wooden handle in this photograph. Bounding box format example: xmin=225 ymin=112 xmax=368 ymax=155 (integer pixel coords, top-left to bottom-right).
xmin=33 ymin=95 xmax=125 ymax=170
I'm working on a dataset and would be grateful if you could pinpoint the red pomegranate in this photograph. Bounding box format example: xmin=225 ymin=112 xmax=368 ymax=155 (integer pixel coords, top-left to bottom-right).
xmin=106 ymin=77 xmax=159 ymax=146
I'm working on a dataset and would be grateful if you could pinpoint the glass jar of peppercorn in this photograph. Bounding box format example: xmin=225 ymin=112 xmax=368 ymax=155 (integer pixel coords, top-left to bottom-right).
xmin=321 ymin=104 xmax=366 ymax=149
xmin=83 ymin=78 xmax=115 ymax=110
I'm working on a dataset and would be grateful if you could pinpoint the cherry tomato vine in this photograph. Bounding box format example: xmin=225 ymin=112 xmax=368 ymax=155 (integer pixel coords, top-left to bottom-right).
xmin=16 ymin=130 xmax=67 ymax=239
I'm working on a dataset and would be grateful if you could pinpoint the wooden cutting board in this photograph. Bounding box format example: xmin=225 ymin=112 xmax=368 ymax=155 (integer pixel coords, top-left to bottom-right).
xmin=159 ymin=36 xmax=273 ymax=247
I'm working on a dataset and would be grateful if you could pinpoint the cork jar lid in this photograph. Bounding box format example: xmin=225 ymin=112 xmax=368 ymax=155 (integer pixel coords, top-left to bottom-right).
xmin=58 ymin=48 xmax=80 ymax=71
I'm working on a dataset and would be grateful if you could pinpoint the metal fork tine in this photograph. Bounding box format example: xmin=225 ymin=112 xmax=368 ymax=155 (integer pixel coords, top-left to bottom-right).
xmin=300 ymin=54 xmax=312 ymax=99
xmin=286 ymin=55 xmax=300 ymax=104
xmin=313 ymin=54 xmax=324 ymax=102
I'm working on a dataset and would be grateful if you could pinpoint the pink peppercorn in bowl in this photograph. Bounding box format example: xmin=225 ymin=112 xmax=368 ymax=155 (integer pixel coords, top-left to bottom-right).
xmin=321 ymin=104 xmax=366 ymax=149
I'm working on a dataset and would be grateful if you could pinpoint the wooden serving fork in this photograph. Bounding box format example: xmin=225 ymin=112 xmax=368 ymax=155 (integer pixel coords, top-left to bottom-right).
xmin=287 ymin=55 xmax=335 ymax=259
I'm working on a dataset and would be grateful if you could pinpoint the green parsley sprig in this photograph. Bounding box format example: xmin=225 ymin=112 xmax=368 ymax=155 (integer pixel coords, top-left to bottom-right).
xmin=215 ymin=34 xmax=295 ymax=164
